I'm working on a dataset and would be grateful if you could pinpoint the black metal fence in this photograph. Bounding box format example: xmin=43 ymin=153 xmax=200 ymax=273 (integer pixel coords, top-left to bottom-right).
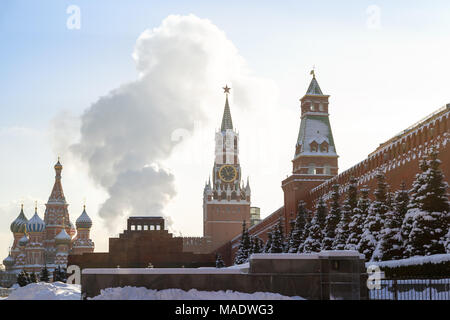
xmin=369 ymin=278 xmax=450 ymax=300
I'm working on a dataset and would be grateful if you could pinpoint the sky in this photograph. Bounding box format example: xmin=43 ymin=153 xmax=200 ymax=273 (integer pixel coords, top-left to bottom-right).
xmin=1 ymin=0 xmax=450 ymax=259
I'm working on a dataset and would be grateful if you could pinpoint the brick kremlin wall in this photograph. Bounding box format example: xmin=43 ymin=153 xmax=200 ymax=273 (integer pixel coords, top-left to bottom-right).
xmin=217 ymin=105 xmax=450 ymax=265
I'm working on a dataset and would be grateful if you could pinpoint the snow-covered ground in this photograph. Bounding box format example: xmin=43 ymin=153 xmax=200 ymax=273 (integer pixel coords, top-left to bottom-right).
xmin=2 ymin=282 xmax=304 ymax=300
xmin=90 ymin=287 xmax=304 ymax=300
xmin=5 ymin=282 xmax=81 ymax=300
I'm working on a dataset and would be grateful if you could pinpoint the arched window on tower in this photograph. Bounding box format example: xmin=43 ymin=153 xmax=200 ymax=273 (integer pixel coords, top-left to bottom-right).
xmin=310 ymin=141 xmax=318 ymax=152
xmin=320 ymin=141 xmax=329 ymax=153
xmin=308 ymin=163 xmax=316 ymax=174
xmin=324 ymin=164 xmax=331 ymax=175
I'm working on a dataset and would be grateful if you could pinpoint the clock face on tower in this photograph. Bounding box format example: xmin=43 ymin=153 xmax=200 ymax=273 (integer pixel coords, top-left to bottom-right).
xmin=218 ymin=165 xmax=237 ymax=183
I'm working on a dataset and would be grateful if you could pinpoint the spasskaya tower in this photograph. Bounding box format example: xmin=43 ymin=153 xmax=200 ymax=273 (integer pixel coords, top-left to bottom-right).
xmin=203 ymin=86 xmax=251 ymax=251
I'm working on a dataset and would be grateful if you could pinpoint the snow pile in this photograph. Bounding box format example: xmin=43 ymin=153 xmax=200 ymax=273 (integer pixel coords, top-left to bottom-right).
xmin=6 ymin=282 xmax=81 ymax=300
xmin=3 ymin=282 xmax=304 ymax=300
xmin=366 ymin=253 xmax=450 ymax=268
xmin=90 ymin=287 xmax=304 ymax=300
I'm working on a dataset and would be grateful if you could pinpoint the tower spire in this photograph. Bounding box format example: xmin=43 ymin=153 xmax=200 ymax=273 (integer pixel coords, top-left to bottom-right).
xmin=306 ymin=69 xmax=323 ymax=95
xmin=221 ymin=85 xmax=233 ymax=131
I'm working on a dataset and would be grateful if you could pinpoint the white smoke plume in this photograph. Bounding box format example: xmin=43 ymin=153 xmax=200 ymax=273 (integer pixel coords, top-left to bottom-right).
xmin=69 ymin=14 xmax=278 ymax=230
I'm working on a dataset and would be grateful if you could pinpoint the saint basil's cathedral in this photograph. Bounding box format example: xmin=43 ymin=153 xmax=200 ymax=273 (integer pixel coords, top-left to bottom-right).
xmin=2 ymin=160 xmax=94 ymax=276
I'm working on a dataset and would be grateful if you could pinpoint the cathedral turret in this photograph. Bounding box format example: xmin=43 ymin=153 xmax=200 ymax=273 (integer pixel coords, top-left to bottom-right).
xmin=44 ymin=159 xmax=71 ymax=263
xmin=72 ymin=206 xmax=95 ymax=255
xmin=25 ymin=205 xmax=46 ymax=272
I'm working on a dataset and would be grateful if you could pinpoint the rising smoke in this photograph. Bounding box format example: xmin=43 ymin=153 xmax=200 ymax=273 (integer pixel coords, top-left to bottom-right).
xmin=69 ymin=14 xmax=277 ymax=230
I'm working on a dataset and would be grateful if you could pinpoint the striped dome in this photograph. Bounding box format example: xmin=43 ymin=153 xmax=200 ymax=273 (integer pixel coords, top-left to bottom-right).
xmin=26 ymin=209 xmax=46 ymax=233
xmin=76 ymin=206 xmax=92 ymax=229
xmin=55 ymin=228 xmax=71 ymax=245
xmin=2 ymin=254 xmax=14 ymax=267
xmin=10 ymin=206 xmax=28 ymax=233
xmin=18 ymin=234 xmax=29 ymax=246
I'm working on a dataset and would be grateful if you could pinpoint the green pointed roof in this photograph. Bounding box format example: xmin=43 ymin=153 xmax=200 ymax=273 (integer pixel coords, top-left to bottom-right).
xmin=221 ymin=95 xmax=233 ymax=131
xmin=306 ymin=76 xmax=323 ymax=95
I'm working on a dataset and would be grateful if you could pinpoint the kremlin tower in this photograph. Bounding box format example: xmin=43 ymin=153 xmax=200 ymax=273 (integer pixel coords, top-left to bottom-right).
xmin=282 ymin=71 xmax=339 ymax=228
xmin=2 ymin=159 xmax=95 ymax=279
xmin=203 ymin=86 xmax=251 ymax=251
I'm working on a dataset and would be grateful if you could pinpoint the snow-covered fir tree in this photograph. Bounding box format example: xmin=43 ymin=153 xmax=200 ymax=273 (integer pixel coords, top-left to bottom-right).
xmin=287 ymin=201 xmax=308 ymax=253
xmin=216 ymin=254 xmax=225 ymax=268
xmin=401 ymin=158 xmax=429 ymax=258
xmin=334 ymin=178 xmax=358 ymax=250
xmin=322 ymin=184 xmax=341 ymax=250
xmin=373 ymin=182 xmax=409 ymax=261
xmin=29 ymin=272 xmax=38 ymax=283
xmin=40 ymin=266 xmax=50 ymax=282
xmin=298 ymin=212 xmax=312 ymax=253
xmin=303 ymin=197 xmax=327 ymax=253
xmin=358 ymin=171 xmax=389 ymax=261
xmin=284 ymin=220 xmax=296 ymax=253
xmin=234 ymin=221 xmax=252 ymax=265
xmin=263 ymin=231 xmax=273 ymax=253
xmin=17 ymin=271 xmax=30 ymax=287
xmin=408 ymin=148 xmax=449 ymax=256
xmin=345 ymin=186 xmax=370 ymax=250
xmin=445 ymin=229 xmax=450 ymax=254
xmin=270 ymin=216 xmax=285 ymax=253
xmin=251 ymin=236 xmax=264 ymax=254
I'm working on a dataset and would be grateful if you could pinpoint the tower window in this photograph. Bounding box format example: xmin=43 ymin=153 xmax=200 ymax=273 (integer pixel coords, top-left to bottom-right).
xmin=310 ymin=141 xmax=318 ymax=152
xmin=320 ymin=141 xmax=329 ymax=152
xmin=319 ymin=104 xmax=324 ymax=111
xmin=308 ymin=163 xmax=316 ymax=174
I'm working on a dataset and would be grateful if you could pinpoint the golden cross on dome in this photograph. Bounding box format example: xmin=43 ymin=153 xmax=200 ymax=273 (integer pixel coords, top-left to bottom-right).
xmin=223 ymin=85 xmax=231 ymax=94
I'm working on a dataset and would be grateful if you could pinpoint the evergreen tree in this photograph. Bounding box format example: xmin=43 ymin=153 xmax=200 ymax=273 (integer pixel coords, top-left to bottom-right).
xmin=288 ymin=201 xmax=308 ymax=253
xmin=358 ymin=171 xmax=389 ymax=261
xmin=298 ymin=212 xmax=312 ymax=253
xmin=373 ymin=182 xmax=409 ymax=261
xmin=215 ymin=254 xmax=225 ymax=268
xmin=284 ymin=220 xmax=296 ymax=253
xmin=263 ymin=231 xmax=273 ymax=253
xmin=251 ymin=236 xmax=264 ymax=254
xmin=445 ymin=230 xmax=450 ymax=254
xmin=29 ymin=272 xmax=38 ymax=283
xmin=334 ymin=179 xmax=358 ymax=250
xmin=346 ymin=187 xmax=370 ymax=250
xmin=400 ymin=160 xmax=429 ymax=258
xmin=322 ymin=184 xmax=341 ymax=250
xmin=270 ymin=216 xmax=284 ymax=253
xmin=40 ymin=265 xmax=50 ymax=282
xmin=17 ymin=270 xmax=29 ymax=287
xmin=408 ymin=148 xmax=449 ymax=256
xmin=303 ymin=197 xmax=327 ymax=253
xmin=234 ymin=221 xmax=251 ymax=264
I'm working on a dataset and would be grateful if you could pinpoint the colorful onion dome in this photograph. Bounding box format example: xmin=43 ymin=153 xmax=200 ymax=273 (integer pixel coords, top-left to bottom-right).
xmin=55 ymin=228 xmax=72 ymax=245
xmin=76 ymin=206 xmax=92 ymax=229
xmin=18 ymin=234 xmax=29 ymax=246
xmin=2 ymin=254 xmax=15 ymax=267
xmin=26 ymin=207 xmax=46 ymax=233
xmin=10 ymin=205 xmax=28 ymax=233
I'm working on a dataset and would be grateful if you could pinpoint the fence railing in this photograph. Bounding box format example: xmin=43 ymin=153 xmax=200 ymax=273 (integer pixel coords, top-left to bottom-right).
xmin=369 ymin=278 xmax=450 ymax=300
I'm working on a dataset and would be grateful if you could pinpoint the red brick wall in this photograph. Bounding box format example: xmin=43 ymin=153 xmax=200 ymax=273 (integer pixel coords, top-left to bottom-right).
xmin=219 ymin=107 xmax=449 ymax=264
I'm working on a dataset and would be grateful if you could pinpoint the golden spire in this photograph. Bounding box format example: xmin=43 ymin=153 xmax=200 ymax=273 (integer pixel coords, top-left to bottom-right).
xmin=34 ymin=201 xmax=37 ymax=212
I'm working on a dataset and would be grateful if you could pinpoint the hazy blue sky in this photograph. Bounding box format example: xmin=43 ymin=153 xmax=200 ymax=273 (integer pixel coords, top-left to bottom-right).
xmin=1 ymin=1 xmax=450 ymax=258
